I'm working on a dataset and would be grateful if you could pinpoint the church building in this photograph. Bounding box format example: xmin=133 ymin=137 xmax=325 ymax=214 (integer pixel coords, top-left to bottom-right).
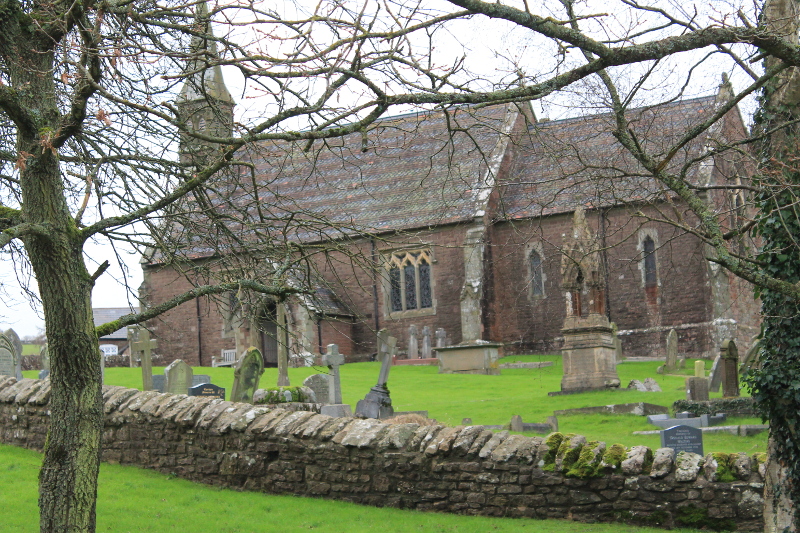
xmin=139 ymin=16 xmax=760 ymax=367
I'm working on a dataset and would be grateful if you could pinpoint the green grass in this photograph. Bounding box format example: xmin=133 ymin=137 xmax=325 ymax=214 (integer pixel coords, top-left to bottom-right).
xmin=22 ymin=353 xmax=768 ymax=454
xmin=0 ymin=444 xmax=706 ymax=533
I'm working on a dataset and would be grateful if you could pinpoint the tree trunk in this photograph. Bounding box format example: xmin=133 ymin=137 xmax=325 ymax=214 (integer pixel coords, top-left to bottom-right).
xmin=764 ymin=438 xmax=795 ymax=532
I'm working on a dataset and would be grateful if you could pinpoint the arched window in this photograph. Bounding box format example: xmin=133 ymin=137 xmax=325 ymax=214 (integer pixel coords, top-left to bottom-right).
xmin=643 ymin=236 xmax=657 ymax=288
xmin=530 ymin=250 xmax=544 ymax=296
xmin=386 ymin=250 xmax=434 ymax=314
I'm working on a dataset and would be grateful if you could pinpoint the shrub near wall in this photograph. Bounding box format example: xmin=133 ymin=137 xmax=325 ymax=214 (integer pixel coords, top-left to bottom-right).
xmin=0 ymin=376 xmax=764 ymax=531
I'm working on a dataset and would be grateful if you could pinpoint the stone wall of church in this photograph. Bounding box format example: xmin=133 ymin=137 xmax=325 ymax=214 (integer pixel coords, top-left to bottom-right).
xmin=485 ymin=204 xmax=750 ymax=359
xmin=0 ymin=378 xmax=764 ymax=531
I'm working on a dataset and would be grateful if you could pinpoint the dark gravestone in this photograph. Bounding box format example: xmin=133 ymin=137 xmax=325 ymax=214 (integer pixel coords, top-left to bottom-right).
xmin=188 ymin=383 xmax=225 ymax=400
xmin=192 ymin=374 xmax=211 ymax=387
xmin=720 ymin=339 xmax=740 ymax=398
xmin=686 ymin=377 xmax=709 ymax=401
xmin=151 ymin=374 xmax=165 ymax=393
xmin=661 ymin=425 xmax=704 ymax=456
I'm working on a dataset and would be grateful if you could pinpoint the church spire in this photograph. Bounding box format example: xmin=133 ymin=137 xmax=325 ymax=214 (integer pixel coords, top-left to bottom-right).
xmin=179 ymin=1 xmax=234 ymax=105
xmin=178 ymin=1 xmax=234 ymax=165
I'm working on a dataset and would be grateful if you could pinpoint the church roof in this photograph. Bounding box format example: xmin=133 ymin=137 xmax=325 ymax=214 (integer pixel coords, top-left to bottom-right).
xmin=497 ymin=95 xmax=726 ymax=219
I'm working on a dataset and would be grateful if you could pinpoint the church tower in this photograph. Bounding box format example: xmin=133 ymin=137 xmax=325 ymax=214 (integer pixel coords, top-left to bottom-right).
xmin=178 ymin=1 xmax=235 ymax=167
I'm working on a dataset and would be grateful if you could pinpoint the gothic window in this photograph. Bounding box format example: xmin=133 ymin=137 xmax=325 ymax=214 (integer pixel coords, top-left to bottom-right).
xmin=386 ymin=250 xmax=434 ymax=314
xmin=530 ymin=249 xmax=544 ymax=297
xmin=643 ymin=236 xmax=657 ymax=288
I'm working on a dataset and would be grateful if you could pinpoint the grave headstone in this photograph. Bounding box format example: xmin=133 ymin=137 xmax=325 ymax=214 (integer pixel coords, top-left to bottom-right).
xmin=510 ymin=415 xmax=524 ymax=432
xmin=40 ymin=343 xmax=50 ymax=372
xmin=462 ymin=417 xmax=473 ymax=425
xmin=627 ymin=379 xmax=648 ymax=392
xmin=708 ymin=355 xmax=722 ymax=393
xmin=129 ymin=326 xmax=157 ymax=391
xmin=3 ymin=329 xmax=22 ymax=380
xmin=421 ymin=326 xmax=432 ymax=359
xmin=303 ymin=374 xmax=331 ymax=405
xmin=164 ymin=359 xmax=193 ymax=394
xmin=38 ymin=369 xmax=50 ymax=380
xmin=188 ymin=382 xmax=225 ymax=400
xmin=720 ymin=339 xmax=740 ymax=398
xmin=231 ymin=347 xmax=265 ymax=403
xmin=643 ymin=377 xmax=662 ymax=392
xmin=664 ymin=329 xmax=678 ymax=373
xmin=694 ymin=360 xmax=705 ymax=378
xmin=151 ymin=374 xmax=165 ymax=393
xmin=355 ymin=335 xmax=396 ymax=419
xmin=686 ymin=376 xmax=709 ymax=401
xmin=407 ymin=325 xmax=419 ymax=359
xmin=660 ymin=424 xmax=704 ymax=456
xmin=740 ymin=338 xmax=761 ymax=374
xmin=322 ymin=344 xmax=345 ymax=405
xmin=0 ymin=332 xmax=19 ymax=379
xmin=192 ymin=374 xmax=211 ymax=387
xmin=435 ymin=328 xmax=447 ymax=349
xmin=610 ymin=322 xmax=623 ymax=362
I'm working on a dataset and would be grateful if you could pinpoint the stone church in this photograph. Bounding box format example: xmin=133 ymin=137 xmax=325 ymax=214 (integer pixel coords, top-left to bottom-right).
xmin=140 ymin=20 xmax=760 ymax=367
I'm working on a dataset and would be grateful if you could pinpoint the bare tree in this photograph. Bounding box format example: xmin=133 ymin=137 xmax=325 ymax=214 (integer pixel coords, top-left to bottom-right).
xmin=3 ymin=0 xmax=800 ymax=530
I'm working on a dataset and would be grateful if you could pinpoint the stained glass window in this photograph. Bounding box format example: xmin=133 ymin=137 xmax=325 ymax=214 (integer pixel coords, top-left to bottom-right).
xmin=389 ymin=266 xmax=402 ymax=312
xmin=643 ymin=236 xmax=657 ymax=287
xmin=404 ymin=264 xmax=417 ymax=309
xmin=419 ymin=259 xmax=432 ymax=308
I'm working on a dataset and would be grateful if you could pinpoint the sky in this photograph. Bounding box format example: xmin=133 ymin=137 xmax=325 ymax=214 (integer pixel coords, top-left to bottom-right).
xmin=0 ymin=0 xmax=758 ymax=340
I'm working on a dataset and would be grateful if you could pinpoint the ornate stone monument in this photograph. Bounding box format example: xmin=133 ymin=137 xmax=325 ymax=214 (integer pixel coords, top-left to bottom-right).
xmin=720 ymin=339 xmax=741 ymax=398
xmin=554 ymin=208 xmax=620 ymax=394
xmin=355 ymin=334 xmax=396 ymax=419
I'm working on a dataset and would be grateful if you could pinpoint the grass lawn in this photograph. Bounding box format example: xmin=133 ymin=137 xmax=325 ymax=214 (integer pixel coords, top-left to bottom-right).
xmin=21 ymin=353 xmax=768 ymax=455
xmin=1 ymin=444 xmax=706 ymax=533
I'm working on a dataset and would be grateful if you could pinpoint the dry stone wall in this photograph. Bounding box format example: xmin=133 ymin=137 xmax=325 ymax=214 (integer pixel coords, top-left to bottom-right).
xmin=0 ymin=377 xmax=764 ymax=530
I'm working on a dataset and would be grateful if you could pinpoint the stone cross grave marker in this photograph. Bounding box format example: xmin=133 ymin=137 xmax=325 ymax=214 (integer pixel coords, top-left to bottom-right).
xmin=435 ymin=328 xmax=447 ymax=348
xmin=421 ymin=326 xmax=432 ymax=359
xmin=303 ymin=374 xmax=331 ymax=405
xmin=720 ymin=339 xmax=740 ymax=398
xmin=165 ymin=359 xmax=193 ymax=394
xmin=4 ymin=329 xmax=23 ymax=380
xmin=231 ymin=347 xmax=265 ymax=403
xmin=664 ymin=329 xmax=678 ymax=372
xmin=355 ymin=334 xmax=396 ymax=419
xmin=377 ymin=328 xmax=390 ymax=363
xmin=188 ymin=383 xmax=225 ymax=400
xmin=129 ymin=326 xmax=157 ymax=391
xmin=660 ymin=424 xmax=703 ymax=456
xmin=407 ymin=325 xmax=419 ymax=359
xmin=708 ymin=355 xmax=722 ymax=393
xmin=0 ymin=332 xmax=16 ymax=378
xmin=322 ymin=344 xmax=345 ymax=404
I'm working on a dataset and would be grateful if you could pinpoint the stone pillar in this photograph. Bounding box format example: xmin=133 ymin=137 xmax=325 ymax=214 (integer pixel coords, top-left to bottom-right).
xmin=277 ymin=303 xmax=289 ymax=387
xmin=460 ymin=226 xmax=485 ymax=343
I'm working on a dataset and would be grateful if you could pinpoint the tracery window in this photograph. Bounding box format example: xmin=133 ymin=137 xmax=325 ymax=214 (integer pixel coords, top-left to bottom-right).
xmin=386 ymin=250 xmax=433 ymax=313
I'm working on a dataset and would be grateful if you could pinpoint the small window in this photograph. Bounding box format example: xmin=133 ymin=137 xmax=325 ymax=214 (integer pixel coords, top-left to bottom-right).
xmin=99 ymin=344 xmax=118 ymax=357
xmin=385 ymin=250 xmax=434 ymax=314
xmin=643 ymin=236 xmax=657 ymax=288
xmin=530 ymin=250 xmax=544 ymax=297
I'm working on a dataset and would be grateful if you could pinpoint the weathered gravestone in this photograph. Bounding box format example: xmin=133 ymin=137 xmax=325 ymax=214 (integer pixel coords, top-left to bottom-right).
xmin=151 ymin=374 xmax=165 ymax=393
xmin=38 ymin=343 xmax=50 ymax=380
xmin=355 ymin=335 xmax=396 ymax=419
xmin=510 ymin=415 xmax=524 ymax=432
xmin=192 ymin=374 xmax=211 ymax=387
xmin=165 ymin=359 xmax=193 ymax=394
xmin=188 ymin=382 xmax=225 ymax=400
xmin=0 ymin=332 xmax=17 ymax=379
xmin=407 ymin=325 xmax=419 ymax=359
xmin=421 ymin=326 xmax=432 ymax=359
xmin=4 ymin=329 xmax=23 ymax=380
xmin=320 ymin=344 xmax=351 ymax=417
xmin=720 ymin=339 xmax=740 ymax=398
xmin=686 ymin=376 xmax=709 ymax=401
xmin=435 ymin=328 xmax=447 ymax=349
xmin=129 ymin=325 xmax=157 ymax=391
xmin=303 ymin=374 xmax=331 ymax=405
xmin=694 ymin=360 xmax=705 ymax=378
xmin=230 ymin=347 xmax=265 ymax=403
xmin=708 ymin=355 xmax=723 ymax=393
xmin=660 ymin=424 xmax=703 ymax=456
